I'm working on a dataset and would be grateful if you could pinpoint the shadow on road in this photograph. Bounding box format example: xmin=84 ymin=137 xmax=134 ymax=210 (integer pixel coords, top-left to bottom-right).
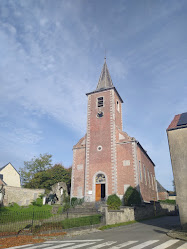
xmin=137 ymin=216 xmax=180 ymax=232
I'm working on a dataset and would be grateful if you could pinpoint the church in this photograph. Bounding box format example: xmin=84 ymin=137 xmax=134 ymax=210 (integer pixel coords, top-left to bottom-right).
xmin=71 ymin=60 xmax=157 ymax=202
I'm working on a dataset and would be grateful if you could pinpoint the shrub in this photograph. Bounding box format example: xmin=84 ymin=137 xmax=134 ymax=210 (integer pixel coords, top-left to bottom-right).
xmin=71 ymin=197 xmax=78 ymax=207
xmin=31 ymin=198 xmax=43 ymax=207
xmin=8 ymin=203 xmax=20 ymax=209
xmin=63 ymin=195 xmax=70 ymax=212
xmin=107 ymin=194 xmax=121 ymax=210
xmin=123 ymin=186 xmax=141 ymax=206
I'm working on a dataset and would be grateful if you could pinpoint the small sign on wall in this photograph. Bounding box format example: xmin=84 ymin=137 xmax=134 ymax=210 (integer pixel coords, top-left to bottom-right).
xmin=88 ymin=190 xmax=92 ymax=195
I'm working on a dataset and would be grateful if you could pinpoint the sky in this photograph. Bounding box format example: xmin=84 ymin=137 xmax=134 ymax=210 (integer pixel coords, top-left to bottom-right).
xmin=0 ymin=0 xmax=187 ymax=191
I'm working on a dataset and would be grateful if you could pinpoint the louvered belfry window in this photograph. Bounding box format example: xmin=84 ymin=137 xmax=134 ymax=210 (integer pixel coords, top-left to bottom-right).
xmin=98 ymin=97 xmax=103 ymax=107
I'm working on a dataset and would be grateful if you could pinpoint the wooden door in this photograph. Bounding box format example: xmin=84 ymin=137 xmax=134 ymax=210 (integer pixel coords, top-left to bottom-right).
xmin=95 ymin=184 xmax=101 ymax=201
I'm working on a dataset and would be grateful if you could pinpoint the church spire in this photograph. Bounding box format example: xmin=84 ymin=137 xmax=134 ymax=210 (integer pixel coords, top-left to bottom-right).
xmin=96 ymin=59 xmax=114 ymax=91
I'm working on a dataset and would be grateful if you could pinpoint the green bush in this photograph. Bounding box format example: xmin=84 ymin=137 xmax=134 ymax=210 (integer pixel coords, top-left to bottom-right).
xmin=8 ymin=203 xmax=20 ymax=209
xmin=107 ymin=194 xmax=121 ymax=210
xmin=31 ymin=198 xmax=43 ymax=207
xmin=63 ymin=195 xmax=70 ymax=212
xmin=71 ymin=197 xmax=78 ymax=207
xmin=123 ymin=186 xmax=141 ymax=206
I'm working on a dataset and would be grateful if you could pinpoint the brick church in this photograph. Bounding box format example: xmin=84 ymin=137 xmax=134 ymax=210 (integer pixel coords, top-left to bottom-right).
xmin=71 ymin=60 xmax=157 ymax=202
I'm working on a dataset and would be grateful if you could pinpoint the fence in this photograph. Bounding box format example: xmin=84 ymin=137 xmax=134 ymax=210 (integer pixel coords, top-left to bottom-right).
xmin=0 ymin=210 xmax=102 ymax=236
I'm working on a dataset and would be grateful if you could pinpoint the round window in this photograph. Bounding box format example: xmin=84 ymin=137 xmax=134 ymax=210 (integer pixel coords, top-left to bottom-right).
xmin=97 ymin=145 xmax=102 ymax=151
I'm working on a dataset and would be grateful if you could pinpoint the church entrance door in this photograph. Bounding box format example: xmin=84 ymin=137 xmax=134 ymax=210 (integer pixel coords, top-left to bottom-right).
xmin=95 ymin=184 xmax=101 ymax=201
xmin=95 ymin=173 xmax=106 ymax=201
xmin=95 ymin=184 xmax=105 ymax=201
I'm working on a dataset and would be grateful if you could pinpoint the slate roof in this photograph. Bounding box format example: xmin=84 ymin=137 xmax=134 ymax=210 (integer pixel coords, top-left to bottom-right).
xmin=96 ymin=60 xmax=114 ymax=90
xmin=167 ymin=112 xmax=187 ymax=131
xmin=0 ymin=162 xmax=20 ymax=175
xmin=86 ymin=60 xmax=123 ymax=103
xmin=156 ymin=180 xmax=168 ymax=193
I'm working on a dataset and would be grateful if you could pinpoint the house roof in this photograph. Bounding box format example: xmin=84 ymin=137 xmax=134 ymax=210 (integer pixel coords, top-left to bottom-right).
xmin=0 ymin=162 xmax=20 ymax=175
xmin=86 ymin=59 xmax=123 ymax=103
xmin=156 ymin=180 xmax=168 ymax=193
xmin=167 ymin=112 xmax=187 ymax=131
xmin=137 ymin=141 xmax=155 ymax=166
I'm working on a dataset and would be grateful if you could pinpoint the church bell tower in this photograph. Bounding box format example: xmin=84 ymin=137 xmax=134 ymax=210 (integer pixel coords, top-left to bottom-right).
xmin=84 ymin=59 xmax=123 ymax=202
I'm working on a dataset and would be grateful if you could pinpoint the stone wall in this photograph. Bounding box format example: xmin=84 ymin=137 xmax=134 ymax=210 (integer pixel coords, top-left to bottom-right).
xmin=3 ymin=186 xmax=45 ymax=206
xmin=105 ymin=202 xmax=176 ymax=225
xmin=105 ymin=207 xmax=135 ymax=225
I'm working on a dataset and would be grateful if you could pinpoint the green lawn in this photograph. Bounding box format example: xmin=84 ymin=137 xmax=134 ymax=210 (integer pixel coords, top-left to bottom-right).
xmin=0 ymin=204 xmax=53 ymax=223
xmin=159 ymin=199 xmax=176 ymax=205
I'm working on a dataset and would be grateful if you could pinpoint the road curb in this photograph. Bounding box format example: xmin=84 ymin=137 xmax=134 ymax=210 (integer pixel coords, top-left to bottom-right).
xmin=167 ymin=228 xmax=187 ymax=241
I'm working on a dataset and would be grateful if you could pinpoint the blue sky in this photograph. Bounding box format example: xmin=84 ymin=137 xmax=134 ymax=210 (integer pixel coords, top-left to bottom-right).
xmin=0 ymin=0 xmax=186 ymax=191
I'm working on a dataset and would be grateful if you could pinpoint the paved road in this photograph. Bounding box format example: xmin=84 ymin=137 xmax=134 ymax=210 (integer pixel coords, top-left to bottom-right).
xmin=9 ymin=216 xmax=187 ymax=249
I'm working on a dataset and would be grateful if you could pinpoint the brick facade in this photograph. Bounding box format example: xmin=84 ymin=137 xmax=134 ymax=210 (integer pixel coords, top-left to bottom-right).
xmin=71 ymin=61 xmax=157 ymax=202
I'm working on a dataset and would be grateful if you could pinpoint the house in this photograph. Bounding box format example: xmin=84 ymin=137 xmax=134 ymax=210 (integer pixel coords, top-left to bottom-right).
xmin=167 ymin=112 xmax=187 ymax=229
xmin=71 ymin=59 xmax=157 ymax=202
xmin=156 ymin=180 xmax=169 ymax=200
xmin=0 ymin=162 xmax=21 ymax=187
xmin=0 ymin=163 xmax=45 ymax=206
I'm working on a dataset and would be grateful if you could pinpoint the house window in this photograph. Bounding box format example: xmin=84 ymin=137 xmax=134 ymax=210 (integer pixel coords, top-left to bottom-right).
xmin=143 ymin=165 xmax=147 ymax=185
xmin=139 ymin=161 xmax=142 ymax=181
xmin=97 ymin=97 xmax=103 ymax=107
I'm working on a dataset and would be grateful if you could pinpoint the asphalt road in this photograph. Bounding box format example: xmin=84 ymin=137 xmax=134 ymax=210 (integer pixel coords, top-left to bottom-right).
xmin=8 ymin=216 xmax=187 ymax=249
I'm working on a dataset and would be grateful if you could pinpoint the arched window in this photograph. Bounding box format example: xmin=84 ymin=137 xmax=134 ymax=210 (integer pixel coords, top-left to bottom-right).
xmin=96 ymin=173 xmax=106 ymax=183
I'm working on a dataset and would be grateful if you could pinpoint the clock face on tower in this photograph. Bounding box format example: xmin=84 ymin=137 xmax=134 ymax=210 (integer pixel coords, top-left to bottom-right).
xmin=97 ymin=111 xmax=103 ymax=118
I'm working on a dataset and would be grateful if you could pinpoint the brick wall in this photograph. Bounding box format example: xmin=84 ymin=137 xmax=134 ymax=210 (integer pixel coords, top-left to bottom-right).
xmin=158 ymin=191 xmax=169 ymax=200
xmin=72 ymin=86 xmax=157 ymax=203
xmin=137 ymin=145 xmax=157 ymax=201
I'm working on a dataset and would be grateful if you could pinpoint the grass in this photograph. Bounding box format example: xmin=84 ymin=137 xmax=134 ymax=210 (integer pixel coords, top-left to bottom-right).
xmin=0 ymin=203 xmax=53 ymax=213
xmin=0 ymin=204 xmax=53 ymax=224
xmin=159 ymin=199 xmax=176 ymax=205
xmin=99 ymin=220 xmax=137 ymax=230
xmin=61 ymin=214 xmax=102 ymax=229
xmin=33 ymin=214 xmax=102 ymax=232
xmin=98 ymin=215 xmax=167 ymax=230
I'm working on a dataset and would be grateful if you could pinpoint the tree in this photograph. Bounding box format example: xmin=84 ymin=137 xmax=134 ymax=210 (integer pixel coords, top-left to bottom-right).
xmin=20 ymin=157 xmax=72 ymax=192
xmin=172 ymin=179 xmax=176 ymax=194
xmin=48 ymin=164 xmax=71 ymax=186
xmin=19 ymin=153 xmax=52 ymax=186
